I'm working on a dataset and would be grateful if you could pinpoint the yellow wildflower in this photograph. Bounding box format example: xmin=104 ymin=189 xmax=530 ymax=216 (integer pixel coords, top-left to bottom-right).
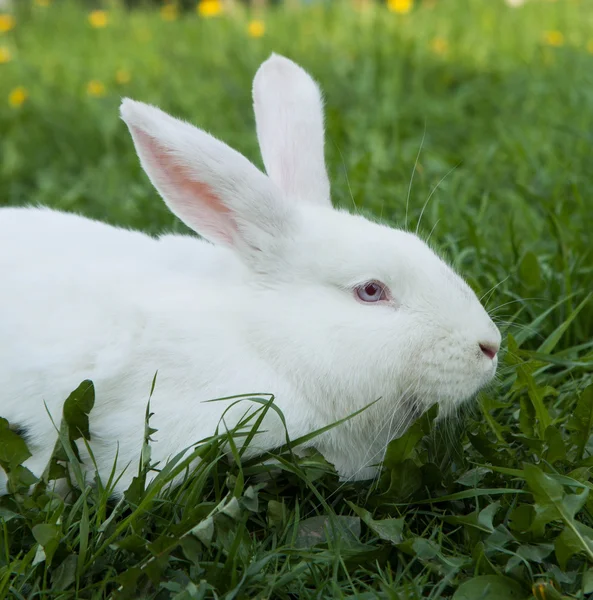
xmin=532 ymin=582 xmax=546 ymax=600
xmin=430 ymin=37 xmax=449 ymax=55
xmin=387 ymin=0 xmax=413 ymax=14
xmin=0 ymin=46 xmax=11 ymax=63
xmin=586 ymin=40 xmax=593 ymax=54
xmin=532 ymin=581 xmax=561 ymax=600
xmin=88 ymin=10 xmax=108 ymax=29
xmin=543 ymin=30 xmax=564 ymax=47
xmin=34 ymin=0 xmax=52 ymax=6
xmin=87 ymin=80 xmax=106 ymax=97
xmin=161 ymin=3 xmax=178 ymax=21
xmin=247 ymin=20 xmax=265 ymax=38
xmin=197 ymin=0 xmax=223 ymax=18
xmin=9 ymin=86 xmax=27 ymax=108
xmin=0 ymin=14 xmax=15 ymax=33
xmin=115 ymin=69 xmax=131 ymax=85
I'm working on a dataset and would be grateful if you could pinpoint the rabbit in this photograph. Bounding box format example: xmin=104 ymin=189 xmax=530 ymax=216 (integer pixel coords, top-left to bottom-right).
xmin=0 ymin=54 xmax=501 ymax=496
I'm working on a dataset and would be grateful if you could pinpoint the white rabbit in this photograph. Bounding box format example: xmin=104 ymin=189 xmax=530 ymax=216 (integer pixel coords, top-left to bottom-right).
xmin=0 ymin=54 xmax=500 ymax=496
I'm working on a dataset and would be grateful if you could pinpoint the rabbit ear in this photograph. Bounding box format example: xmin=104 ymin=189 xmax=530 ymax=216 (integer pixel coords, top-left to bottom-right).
xmin=120 ymin=99 xmax=293 ymax=258
xmin=253 ymin=54 xmax=331 ymax=208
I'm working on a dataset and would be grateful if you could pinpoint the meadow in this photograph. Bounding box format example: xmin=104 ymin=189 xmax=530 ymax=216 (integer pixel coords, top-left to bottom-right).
xmin=1 ymin=0 xmax=593 ymax=597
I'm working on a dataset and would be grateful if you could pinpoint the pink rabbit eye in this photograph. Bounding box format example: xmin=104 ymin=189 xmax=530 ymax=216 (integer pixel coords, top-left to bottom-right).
xmin=355 ymin=281 xmax=388 ymax=303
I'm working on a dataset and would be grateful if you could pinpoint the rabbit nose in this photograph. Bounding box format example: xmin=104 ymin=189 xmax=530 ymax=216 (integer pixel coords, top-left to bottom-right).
xmin=479 ymin=341 xmax=499 ymax=360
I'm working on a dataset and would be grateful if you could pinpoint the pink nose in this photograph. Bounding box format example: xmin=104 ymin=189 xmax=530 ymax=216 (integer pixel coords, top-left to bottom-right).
xmin=479 ymin=342 xmax=499 ymax=360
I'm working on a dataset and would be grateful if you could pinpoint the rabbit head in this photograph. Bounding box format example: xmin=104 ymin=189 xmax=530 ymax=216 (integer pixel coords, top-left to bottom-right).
xmin=120 ymin=54 xmax=500 ymax=435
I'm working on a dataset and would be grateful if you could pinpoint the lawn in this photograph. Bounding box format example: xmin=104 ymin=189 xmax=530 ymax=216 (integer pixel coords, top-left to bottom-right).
xmin=1 ymin=0 xmax=593 ymax=598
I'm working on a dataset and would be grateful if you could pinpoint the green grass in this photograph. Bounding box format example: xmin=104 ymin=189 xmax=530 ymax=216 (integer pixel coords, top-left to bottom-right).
xmin=1 ymin=0 xmax=593 ymax=597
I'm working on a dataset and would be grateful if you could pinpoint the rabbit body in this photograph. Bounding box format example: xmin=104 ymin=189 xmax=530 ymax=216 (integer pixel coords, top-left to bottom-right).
xmin=0 ymin=206 xmax=397 ymax=493
xmin=0 ymin=207 xmax=301 ymax=491
xmin=0 ymin=55 xmax=501 ymax=494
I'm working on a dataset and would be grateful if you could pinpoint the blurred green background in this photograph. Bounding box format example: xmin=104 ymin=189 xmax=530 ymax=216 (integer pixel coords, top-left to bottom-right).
xmin=2 ymin=2 xmax=593 ymax=598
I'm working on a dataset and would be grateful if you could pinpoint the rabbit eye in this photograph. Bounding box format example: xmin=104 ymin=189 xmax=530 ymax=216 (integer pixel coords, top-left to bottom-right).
xmin=355 ymin=281 xmax=388 ymax=303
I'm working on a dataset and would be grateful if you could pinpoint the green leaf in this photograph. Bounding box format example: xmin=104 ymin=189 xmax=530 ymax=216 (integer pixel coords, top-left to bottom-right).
xmin=32 ymin=524 xmax=61 ymax=566
xmin=221 ymin=496 xmax=241 ymax=520
xmin=398 ymin=536 xmax=465 ymax=572
xmin=63 ymin=380 xmax=95 ymax=441
xmin=519 ymin=396 xmax=536 ymax=438
xmin=524 ymin=464 xmax=593 ymax=562
xmin=555 ymin=520 xmax=593 ymax=570
xmin=472 ymin=542 xmax=499 ymax=576
xmin=467 ymin=432 xmax=506 ymax=465
xmin=452 ymin=575 xmax=527 ymax=600
xmin=583 ymin=568 xmax=593 ymax=594
xmin=191 ymin=516 xmax=214 ymax=548
xmin=32 ymin=523 xmax=60 ymax=546
xmin=383 ymin=404 xmax=438 ymax=468
xmin=12 ymin=464 xmax=37 ymax=488
xmin=456 ymin=466 xmax=492 ymax=487
xmin=348 ymin=503 xmax=405 ymax=544
xmin=294 ymin=515 xmax=361 ymax=549
xmin=525 ymin=464 xmax=587 ymax=518
xmin=0 ymin=507 xmax=19 ymax=522
xmin=383 ymin=458 xmax=423 ymax=499
xmin=544 ymin=425 xmax=566 ymax=464
xmin=478 ymin=502 xmax=501 ymax=532
xmin=445 ymin=502 xmax=500 ymax=534
xmin=411 ymin=537 xmax=440 ymax=560
xmin=114 ymin=534 xmax=146 ymax=555
xmin=52 ymin=554 xmax=78 ymax=591
xmin=508 ymin=504 xmax=534 ymax=533
xmin=0 ymin=418 xmax=32 ymax=470
xmin=124 ymin=474 xmax=146 ymax=505
xmin=524 ymin=464 xmax=582 ymax=530
xmin=115 ymin=568 xmax=142 ymax=594
xmin=516 ymin=543 xmax=553 ymax=563
xmin=566 ymin=385 xmax=593 ymax=461
xmin=240 ymin=485 xmax=261 ymax=513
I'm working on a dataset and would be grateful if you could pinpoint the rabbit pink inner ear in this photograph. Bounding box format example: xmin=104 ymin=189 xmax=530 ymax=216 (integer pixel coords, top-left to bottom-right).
xmin=132 ymin=128 xmax=237 ymax=245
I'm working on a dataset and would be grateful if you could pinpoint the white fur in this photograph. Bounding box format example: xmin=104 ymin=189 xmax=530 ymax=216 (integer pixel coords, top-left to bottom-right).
xmin=0 ymin=55 xmax=500 ymax=495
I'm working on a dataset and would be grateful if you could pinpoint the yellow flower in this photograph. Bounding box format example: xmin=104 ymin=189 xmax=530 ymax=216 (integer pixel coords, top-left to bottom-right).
xmin=87 ymin=80 xmax=106 ymax=97
xmin=543 ymin=30 xmax=564 ymax=47
xmin=587 ymin=40 xmax=593 ymax=54
xmin=0 ymin=46 xmax=11 ymax=63
xmin=160 ymin=3 xmax=178 ymax=21
xmin=197 ymin=0 xmax=223 ymax=18
xmin=247 ymin=20 xmax=265 ymax=38
xmin=115 ymin=69 xmax=131 ymax=85
xmin=430 ymin=37 xmax=448 ymax=55
xmin=34 ymin=0 xmax=52 ymax=6
xmin=88 ymin=10 xmax=108 ymax=29
xmin=532 ymin=583 xmax=546 ymax=600
xmin=0 ymin=14 xmax=16 ymax=33
xmin=9 ymin=86 xmax=27 ymax=108
xmin=532 ymin=581 xmax=560 ymax=600
xmin=387 ymin=0 xmax=413 ymax=14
